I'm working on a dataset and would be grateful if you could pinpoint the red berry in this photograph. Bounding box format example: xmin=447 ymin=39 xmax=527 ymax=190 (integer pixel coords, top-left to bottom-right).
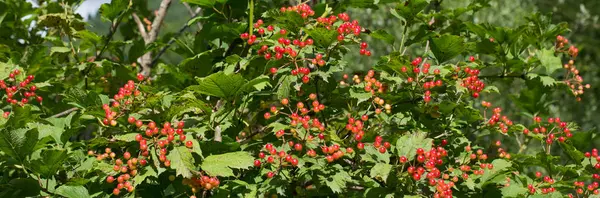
xmin=107 ymin=176 xmax=115 ymax=183
xmin=185 ymin=141 xmax=193 ymax=148
xmin=254 ymin=160 xmax=261 ymax=167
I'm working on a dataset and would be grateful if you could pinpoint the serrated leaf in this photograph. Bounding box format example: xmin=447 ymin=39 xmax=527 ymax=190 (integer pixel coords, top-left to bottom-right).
xmin=168 ymin=146 xmax=196 ymax=178
xmin=394 ymin=0 xmax=429 ymax=22
xmin=238 ymin=75 xmax=271 ymax=95
xmin=370 ymin=29 xmax=395 ymax=44
xmin=30 ymin=149 xmax=68 ymax=177
xmin=0 ymin=128 xmax=38 ymax=163
xmin=430 ymin=35 xmax=466 ymax=63
xmin=324 ymin=171 xmax=353 ymax=193
xmin=536 ymin=48 xmax=562 ymax=74
xmin=201 ymin=151 xmax=254 ymax=177
xmin=500 ymin=183 xmax=528 ymax=197
xmin=370 ymin=163 xmax=392 ymax=182
xmin=349 ymin=89 xmax=372 ymax=104
xmin=55 ymin=185 xmax=90 ymax=198
xmin=480 ymin=159 xmax=512 ymax=187
xmin=306 ymin=27 xmax=338 ymax=47
xmin=134 ymin=165 xmax=157 ymax=185
xmin=277 ymin=76 xmax=294 ymax=99
xmin=395 ymin=132 xmax=432 ymax=161
xmin=190 ymin=72 xmax=246 ymax=99
xmin=364 ymin=145 xmax=391 ymax=163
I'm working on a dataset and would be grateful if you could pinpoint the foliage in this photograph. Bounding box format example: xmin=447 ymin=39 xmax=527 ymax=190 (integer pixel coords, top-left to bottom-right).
xmin=0 ymin=0 xmax=598 ymax=197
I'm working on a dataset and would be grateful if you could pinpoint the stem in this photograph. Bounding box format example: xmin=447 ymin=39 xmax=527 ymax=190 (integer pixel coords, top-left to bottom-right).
xmin=249 ymin=0 xmax=254 ymax=35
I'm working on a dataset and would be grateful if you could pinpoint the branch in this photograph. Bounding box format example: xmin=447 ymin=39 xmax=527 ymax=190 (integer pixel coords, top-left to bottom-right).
xmin=183 ymin=2 xmax=202 ymax=30
xmin=132 ymin=0 xmax=172 ymax=77
xmin=148 ymin=0 xmax=172 ymax=42
xmin=50 ymin=107 xmax=79 ymax=118
xmin=150 ymin=4 xmax=202 ymax=68
xmin=132 ymin=13 xmax=149 ymax=40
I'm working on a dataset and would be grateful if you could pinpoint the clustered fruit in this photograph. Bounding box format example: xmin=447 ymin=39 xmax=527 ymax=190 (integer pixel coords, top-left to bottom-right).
xmin=556 ymin=35 xmax=590 ymax=101
xmin=102 ymin=78 xmax=142 ymax=126
xmin=456 ymin=61 xmax=484 ymax=98
xmin=182 ymin=175 xmax=221 ymax=193
xmin=482 ymin=102 xmax=513 ymax=133
xmin=0 ymin=69 xmax=42 ymax=118
xmin=400 ymin=57 xmax=445 ymax=103
xmin=523 ymin=116 xmax=572 ymax=144
xmin=89 ymin=148 xmax=140 ymax=196
xmin=240 ymin=4 xmax=369 ymax=87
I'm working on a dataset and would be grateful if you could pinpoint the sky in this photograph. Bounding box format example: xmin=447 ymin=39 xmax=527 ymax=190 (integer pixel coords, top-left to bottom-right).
xmin=27 ymin=0 xmax=111 ymax=20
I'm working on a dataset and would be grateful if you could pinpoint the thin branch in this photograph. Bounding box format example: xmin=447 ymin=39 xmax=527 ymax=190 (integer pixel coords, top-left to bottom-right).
xmin=50 ymin=107 xmax=79 ymax=118
xmin=132 ymin=13 xmax=149 ymax=40
xmin=183 ymin=2 xmax=202 ymax=30
xmin=150 ymin=5 xmax=202 ymax=67
xmin=148 ymin=0 xmax=172 ymax=42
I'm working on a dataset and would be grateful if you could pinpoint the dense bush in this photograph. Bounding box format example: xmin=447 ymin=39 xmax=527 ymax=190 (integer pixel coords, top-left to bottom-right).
xmin=0 ymin=0 xmax=597 ymax=197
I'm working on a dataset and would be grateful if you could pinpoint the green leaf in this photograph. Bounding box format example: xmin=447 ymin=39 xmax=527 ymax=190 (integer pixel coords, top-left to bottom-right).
xmin=430 ymin=35 xmax=466 ymax=63
xmin=0 ymin=128 xmax=38 ymax=163
xmin=50 ymin=46 xmax=70 ymax=55
xmin=277 ymin=76 xmax=295 ymax=99
xmin=99 ymin=0 xmax=128 ymax=21
xmin=306 ymin=27 xmax=337 ymax=48
xmin=363 ymin=145 xmax=391 ymax=163
xmin=238 ymin=75 xmax=271 ymax=95
xmin=500 ymin=182 xmax=528 ymax=197
xmin=30 ymin=149 xmax=68 ymax=177
xmin=201 ymin=151 xmax=254 ymax=177
xmin=536 ymin=48 xmax=562 ymax=74
xmin=0 ymin=178 xmax=40 ymax=197
xmin=168 ymin=146 xmax=196 ymax=178
xmin=370 ymin=29 xmax=395 ymax=44
xmin=395 ymin=132 xmax=432 ymax=161
xmin=183 ymin=0 xmax=217 ymax=8
xmin=370 ymin=163 xmax=392 ymax=183
xmin=480 ymin=159 xmax=512 ymax=187
xmin=324 ymin=170 xmax=353 ymax=193
xmin=190 ymin=72 xmax=247 ymax=99
xmin=114 ymin=133 xmax=139 ymax=142
xmin=560 ymin=142 xmax=585 ymax=163
xmin=526 ymin=73 xmax=556 ymax=87
xmin=55 ymin=185 xmax=90 ymax=198
xmin=27 ymin=123 xmax=63 ymax=143
xmin=349 ymin=89 xmax=372 ymax=104
xmin=394 ymin=0 xmax=429 ymax=22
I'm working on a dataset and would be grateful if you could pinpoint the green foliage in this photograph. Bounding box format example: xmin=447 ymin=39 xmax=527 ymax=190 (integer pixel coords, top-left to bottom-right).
xmin=0 ymin=0 xmax=596 ymax=197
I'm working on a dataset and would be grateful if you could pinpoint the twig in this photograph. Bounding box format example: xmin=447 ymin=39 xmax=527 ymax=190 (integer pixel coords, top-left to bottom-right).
xmin=131 ymin=13 xmax=149 ymax=39
xmin=149 ymin=6 xmax=202 ymax=68
xmin=183 ymin=3 xmax=203 ymax=30
xmin=131 ymin=0 xmax=173 ymax=76
xmin=50 ymin=107 xmax=79 ymax=118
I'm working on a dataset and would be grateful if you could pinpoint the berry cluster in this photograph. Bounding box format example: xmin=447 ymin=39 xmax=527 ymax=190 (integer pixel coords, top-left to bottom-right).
xmin=524 ymin=116 xmax=572 ymax=144
xmin=457 ymin=66 xmax=483 ymax=98
xmin=572 ymin=180 xmax=600 ymax=196
xmin=102 ymin=80 xmax=142 ymax=126
xmin=555 ymin=36 xmax=590 ymax=101
xmin=400 ymin=145 xmax=454 ymax=197
xmin=182 ymin=175 xmax=221 ymax=193
xmin=0 ymin=69 xmax=41 ymax=111
xmin=89 ymin=148 xmax=140 ymax=196
xmin=523 ymin=172 xmax=557 ymax=195
xmin=584 ymin=148 xmax=600 ymax=169
xmin=482 ymin=103 xmax=513 ymax=133
xmin=241 ymin=4 xmax=370 ymax=88
xmin=255 ymin=142 xmax=301 ymax=178
xmin=280 ymin=4 xmax=314 ymax=18
xmin=131 ymin=120 xmax=191 ymax=168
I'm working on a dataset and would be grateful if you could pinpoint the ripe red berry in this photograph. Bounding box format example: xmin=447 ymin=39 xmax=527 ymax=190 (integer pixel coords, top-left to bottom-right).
xmin=107 ymin=176 xmax=115 ymax=183
xmin=469 ymin=56 xmax=475 ymax=62
xmin=136 ymin=73 xmax=144 ymax=81
xmin=266 ymin=172 xmax=275 ymax=178
xmin=185 ymin=141 xmax=193 ymax=148
xmin=254 ymin=160 xmax=261 ymax=167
